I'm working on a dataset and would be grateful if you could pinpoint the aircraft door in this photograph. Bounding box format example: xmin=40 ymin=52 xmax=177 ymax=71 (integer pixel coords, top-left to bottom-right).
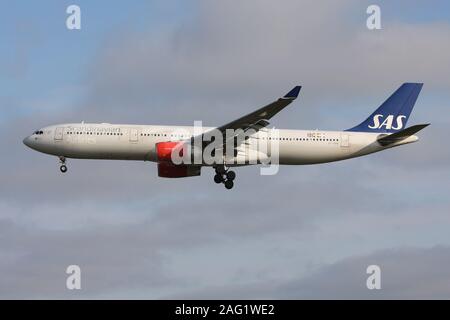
xmin=54 ymin=127 xmax=64 ymax=140
xmin=340 ymin=133 xmax=349 ymax=147
xmin=129 ymin=128 xmax=139 ymax=142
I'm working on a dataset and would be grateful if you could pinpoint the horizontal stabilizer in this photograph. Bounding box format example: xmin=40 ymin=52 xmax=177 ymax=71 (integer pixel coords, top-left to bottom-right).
xmin=377 ymin=124 xmax=430 ymax=146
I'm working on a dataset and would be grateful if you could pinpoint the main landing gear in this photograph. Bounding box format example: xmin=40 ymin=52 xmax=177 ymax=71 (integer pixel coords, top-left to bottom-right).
xmin=59 ymin=156 xmax=68 ymax=173
xmin=214 ymin=166 xmax=236 ymax=190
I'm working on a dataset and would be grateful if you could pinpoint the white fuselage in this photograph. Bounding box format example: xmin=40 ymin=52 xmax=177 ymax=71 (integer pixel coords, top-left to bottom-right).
xmin=23 ymin=123 xmax=419 ymax=166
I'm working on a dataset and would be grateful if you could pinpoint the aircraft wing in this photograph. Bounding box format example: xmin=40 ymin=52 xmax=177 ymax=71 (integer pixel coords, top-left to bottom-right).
xmin=193 ymin=86 xmax=301 ymax=147
xmin=215 ymin=86 xmax=301 ymax=134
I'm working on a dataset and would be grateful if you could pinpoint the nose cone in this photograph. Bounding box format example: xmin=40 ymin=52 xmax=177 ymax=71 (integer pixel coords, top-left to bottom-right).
xmin=23 ymin=136 xmax=32 ymax=148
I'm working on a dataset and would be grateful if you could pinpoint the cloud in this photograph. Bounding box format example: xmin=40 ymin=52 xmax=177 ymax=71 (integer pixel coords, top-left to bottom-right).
xmin=81 ymin=0 xmax=450 ymax=125
xmin=0 ymin=219 xmax=168 ymax=299
xmin=279 ymin=246 xmax=450 ymax=299
xmin=169 ymin=246 xmax=450 ymax=299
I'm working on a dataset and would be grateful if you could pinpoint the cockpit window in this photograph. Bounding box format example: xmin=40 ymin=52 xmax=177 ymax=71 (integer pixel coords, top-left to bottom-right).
xmin=34 ymin=130 xmax=44 ymax=135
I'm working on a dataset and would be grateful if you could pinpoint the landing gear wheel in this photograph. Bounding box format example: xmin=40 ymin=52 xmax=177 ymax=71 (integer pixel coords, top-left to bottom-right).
xmin=59 ymin=156 xmax=67 ymax=173
xmin=224 ymin=180 xmax=234 ymax=190
xmin=214 ymin=174 xmax=223 ymax=184
xmin=226 ymin=170 xmax=236 ymax=181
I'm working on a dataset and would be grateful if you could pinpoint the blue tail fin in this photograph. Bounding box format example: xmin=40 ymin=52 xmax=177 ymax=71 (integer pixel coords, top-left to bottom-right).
xmin=346 ymin=83 xmax=423 ymax=133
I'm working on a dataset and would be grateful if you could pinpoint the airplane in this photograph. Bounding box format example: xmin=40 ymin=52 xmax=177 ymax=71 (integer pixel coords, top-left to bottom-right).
xmin=23 ymin=83 xmax=429 ymax=190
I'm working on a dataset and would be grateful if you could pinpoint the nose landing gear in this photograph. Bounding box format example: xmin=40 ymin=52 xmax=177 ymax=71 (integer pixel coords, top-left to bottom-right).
xmin=59 ymin=156 xmax=68 ymax=173
xmin=214 ymin=166 xmax=236 ymax=189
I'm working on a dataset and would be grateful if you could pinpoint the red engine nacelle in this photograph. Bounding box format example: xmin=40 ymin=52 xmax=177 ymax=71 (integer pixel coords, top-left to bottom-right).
xmin=156 ymin=142 xmax=184 ymax=162
xmin=156 ymin=142 xmax=201 ymax=178
xmin=157 ymin=162 xmax=201 ymax=178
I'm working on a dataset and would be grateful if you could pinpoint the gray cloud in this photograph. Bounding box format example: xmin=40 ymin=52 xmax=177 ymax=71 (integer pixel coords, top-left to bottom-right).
xmin=279 ymin=246 xmax=450 ymax=299
xmin=172 ymin=246 xmax=450 ymax=299
xmin=80 ymin=0 xmax=450 ymax=125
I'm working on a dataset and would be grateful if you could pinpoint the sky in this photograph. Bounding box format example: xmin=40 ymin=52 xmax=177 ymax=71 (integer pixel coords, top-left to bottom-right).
xmin=0 ymin=0 xmax=450 ymax=299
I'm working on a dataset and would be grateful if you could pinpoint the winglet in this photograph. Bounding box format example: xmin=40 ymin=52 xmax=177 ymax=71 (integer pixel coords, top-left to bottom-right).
xmin=283 ymin=86 xmax=302 ymax=99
